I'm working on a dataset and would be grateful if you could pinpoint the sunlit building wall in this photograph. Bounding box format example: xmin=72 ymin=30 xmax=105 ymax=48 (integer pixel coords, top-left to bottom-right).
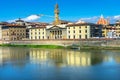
xmin=66 ymin=23 xmax=102 ymax=39
xmin=115 ymin=24 xmax=120 ymax=37
xmin=29 ymin=26 xmax=46 ymax=40
xmin=66 ymin=24 xmax=91 ymax=39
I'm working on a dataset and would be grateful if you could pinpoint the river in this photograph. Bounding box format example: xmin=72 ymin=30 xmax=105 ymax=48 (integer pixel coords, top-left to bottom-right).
xmin=0 ymin=47 xmax=120 ymax=80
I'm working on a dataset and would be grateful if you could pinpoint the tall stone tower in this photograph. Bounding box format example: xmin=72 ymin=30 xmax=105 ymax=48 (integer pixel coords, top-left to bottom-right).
xmin=53 ymin=3 xmax=60 ymax=25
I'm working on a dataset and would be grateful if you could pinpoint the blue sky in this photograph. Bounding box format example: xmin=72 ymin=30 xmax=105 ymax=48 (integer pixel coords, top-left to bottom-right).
xmin=0 ymin=0 xmax=120 ymax=23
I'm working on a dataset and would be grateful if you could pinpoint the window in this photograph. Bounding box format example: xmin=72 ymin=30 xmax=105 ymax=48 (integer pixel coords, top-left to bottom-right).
xmin=73 ymin=35 xmax=75 ymax=39
xmin=103 ymin=34 xmax=105 ymax=37
xmin=43 ymin=36 xmax=44 ymax=39
xmin=85 ymin=30 xmax=87 ymax=33
xmin=79 ymin=30 xmax=81 ymax=33
xmin=69 ymin=36 xmax=70 ymax=39
xmin=79 ymin=35 xmax=81 ymax=39
xmin=60 ymin=30 xmax=62 ymax=35
xmin=43 ymin=32 xmax=44 ymax=34
xmin=85 ymin=35 xmax=87 ymax=39
xmin=73 ymin=27 xmax=75 ymax=29
xmin=39 ymin=36 xmax=40 ymax=39
xmin=68 ymin=31 xmax=70 ymax=33
xmin=73 ymin=30 xmax=75 ymax=33
xmin=35 ymin=36 xmax=37 ymax=39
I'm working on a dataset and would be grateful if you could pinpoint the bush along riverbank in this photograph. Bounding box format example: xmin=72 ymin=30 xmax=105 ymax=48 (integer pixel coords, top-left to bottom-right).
xmin=1 ymin=44 xmax=120 ymax=50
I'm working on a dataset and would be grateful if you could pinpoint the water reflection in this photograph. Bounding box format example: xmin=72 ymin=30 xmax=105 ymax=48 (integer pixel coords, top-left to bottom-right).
xmin=0 ymin=47 xmax=120 ymax=67
xmin=29 ymin=49 xmax=93 ymax=67
xmin=1 ymin=47 xmax=120 ymax=80
xmin=0 ymin=47 xmax=29 ymax=67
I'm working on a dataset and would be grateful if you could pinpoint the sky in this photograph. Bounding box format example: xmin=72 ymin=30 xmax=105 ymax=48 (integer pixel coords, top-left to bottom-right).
xmin=0 ymin=0 xmax=120 ymax=23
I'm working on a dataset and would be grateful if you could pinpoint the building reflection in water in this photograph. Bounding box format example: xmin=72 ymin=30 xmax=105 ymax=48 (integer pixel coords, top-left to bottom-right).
xmin=66 ymin=51 xmax=91 ymax=66
xmin=1 ymin=47 xmax=120 ymax=67
xmin=0 ymin=47 xmax=11 ymax=66
xmin=0 ymin=47 xmax=29 ymax=67
xmin=29 ymin=49 xmax=104 ymax=67
xmin=30 ymin=49 xmax=49 ymax=65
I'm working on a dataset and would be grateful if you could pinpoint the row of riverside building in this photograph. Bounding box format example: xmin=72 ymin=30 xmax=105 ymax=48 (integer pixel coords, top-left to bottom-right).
xmin=0 ymin=4 xmax=120 ymax=41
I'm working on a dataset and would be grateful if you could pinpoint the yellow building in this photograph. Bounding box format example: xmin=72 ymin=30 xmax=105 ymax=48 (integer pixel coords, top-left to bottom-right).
xmin=102 ymin=25 xmax=110 ymax=37
xmin=115 ymin=22 xmax=120 ymax=37
xmin=2 ymin=24 xmax=26 ymax=40
xmin=29 ymin=26 xmax=46 ymax=40
xmin=66 ymin=23 xmax=102 ymax=39
xmin=66 ymin=23 xmax=91 ymax=39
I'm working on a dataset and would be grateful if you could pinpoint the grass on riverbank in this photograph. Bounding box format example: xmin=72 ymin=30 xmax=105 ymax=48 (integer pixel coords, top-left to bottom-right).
xmin=0 ymin=44 xmax=65 ymax=49
xmin=1 ymin=44 xmax=120 ymax=50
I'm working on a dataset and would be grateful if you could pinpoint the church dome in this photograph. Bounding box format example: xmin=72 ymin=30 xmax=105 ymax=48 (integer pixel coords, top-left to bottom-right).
xmin=97 ymin=15 xmax=109 ymax=25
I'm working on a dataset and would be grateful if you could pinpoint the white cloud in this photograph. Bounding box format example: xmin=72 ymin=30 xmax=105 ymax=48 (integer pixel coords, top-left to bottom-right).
xmin=77 ymin=16 xmax=99 ymax=23
xmin=8 ymin=14 xmax=41 ymax=22
xmin=77 ymin=15 xmax=120 ymax=23
xmin=23 ymin=15 xmax=40 ymax=21
xmin=113 ymin=15 xmax=120 ymax=20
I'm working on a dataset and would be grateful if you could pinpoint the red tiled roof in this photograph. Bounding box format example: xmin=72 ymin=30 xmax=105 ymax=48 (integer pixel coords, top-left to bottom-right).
xmin=5 ymin=24 xmax=25 ymax=27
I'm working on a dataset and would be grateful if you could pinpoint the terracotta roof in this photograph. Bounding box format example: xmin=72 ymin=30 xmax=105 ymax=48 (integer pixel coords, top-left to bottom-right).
xmin=28 ymin=22 xmax=49 ymax=26
xmin=29 ymin=26 xmax=46 ymax=29
xmin=5 ymin=24 xmax=25 ymax=27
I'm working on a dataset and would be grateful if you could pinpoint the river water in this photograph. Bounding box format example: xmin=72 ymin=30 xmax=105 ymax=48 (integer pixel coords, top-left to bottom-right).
xmin=0 ymin=47 xmax=120 ymax=80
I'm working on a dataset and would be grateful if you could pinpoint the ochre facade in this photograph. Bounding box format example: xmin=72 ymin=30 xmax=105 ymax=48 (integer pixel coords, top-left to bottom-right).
xmin=2 ymin=25 xmax=26 ymax=40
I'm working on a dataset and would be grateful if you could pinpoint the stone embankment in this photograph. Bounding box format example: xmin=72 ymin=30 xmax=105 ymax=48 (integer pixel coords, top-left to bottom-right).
xmin=0 ymin=39 xmax=120 ymax=47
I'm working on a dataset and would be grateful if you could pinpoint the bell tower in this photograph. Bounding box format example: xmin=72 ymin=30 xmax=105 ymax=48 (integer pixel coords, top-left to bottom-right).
xmin=54 ymin=3 xmax=60 ymax=25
